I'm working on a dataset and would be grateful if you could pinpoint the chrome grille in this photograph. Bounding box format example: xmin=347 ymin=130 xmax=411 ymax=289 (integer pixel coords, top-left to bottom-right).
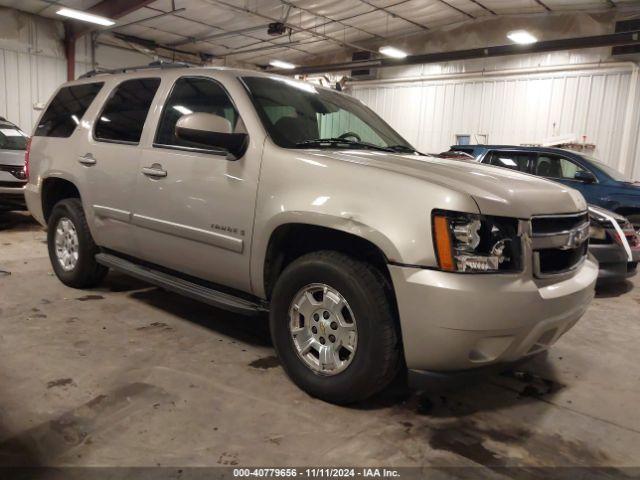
xmin=530 ymin=212 xmax=589 ymax=277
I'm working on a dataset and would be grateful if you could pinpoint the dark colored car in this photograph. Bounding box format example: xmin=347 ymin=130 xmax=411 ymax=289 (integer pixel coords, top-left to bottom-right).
xmin=588 ymin=205 xmax=639 ymax=284
xmin=450 ymin=145 xmax=640 ymax=230
xmin=0 ymin=116 xmax=29 ymax=211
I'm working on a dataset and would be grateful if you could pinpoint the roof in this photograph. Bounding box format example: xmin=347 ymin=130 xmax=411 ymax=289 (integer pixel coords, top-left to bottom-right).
xmin=65 ymin=63 xmax=280 ymax=86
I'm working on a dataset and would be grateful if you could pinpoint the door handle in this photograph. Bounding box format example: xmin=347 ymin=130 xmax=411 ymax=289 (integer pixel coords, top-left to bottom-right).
xmin=78 ymin=153 xmax=96 ymax=165
xmin=141 ymin=164 xmax=167 ymax=178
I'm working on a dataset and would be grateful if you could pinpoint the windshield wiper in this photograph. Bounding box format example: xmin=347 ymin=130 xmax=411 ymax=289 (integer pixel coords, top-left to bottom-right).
xmin=295 ymin=138 xmax=395 ymax=153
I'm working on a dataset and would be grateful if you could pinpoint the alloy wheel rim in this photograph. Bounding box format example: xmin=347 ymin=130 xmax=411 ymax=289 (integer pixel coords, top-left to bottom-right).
xmin=54 ymin=217 xmax=79 ymax=272
xmin=288 ymin=283 xmax=358 ymax=376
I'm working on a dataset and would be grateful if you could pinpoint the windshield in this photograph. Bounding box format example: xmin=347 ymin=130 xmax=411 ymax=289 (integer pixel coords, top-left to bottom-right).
xmin=580 ymin=153 xmax=631 ymax=182
xmin=0 ymin=123 xmax=28 ymax=150
xmin=241 ymin=76 xmax=414 ymax=152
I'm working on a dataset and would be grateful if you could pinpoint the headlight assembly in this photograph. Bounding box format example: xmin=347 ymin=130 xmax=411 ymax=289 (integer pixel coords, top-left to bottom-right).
xmin=432 ymin=210 xmax=522 ymax=273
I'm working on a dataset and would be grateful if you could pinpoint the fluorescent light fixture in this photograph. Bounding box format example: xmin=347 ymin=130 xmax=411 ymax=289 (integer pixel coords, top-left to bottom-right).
xmin=100 ymin=116 xmax=110 ymax=122
xmin=507 ymin=30 xmax=537 ymax=45
xmin=378 ymin=46 xmax=407 ymax=59
xmin=173 ymin=105 xmax=193 ymax=115
xmin=56 ymin=7 xmax=115 ymax=26
xmin=71 ymin=115 xmax=79 ymax=125
xmin=269 ymin=60 xmax=296 ymax=69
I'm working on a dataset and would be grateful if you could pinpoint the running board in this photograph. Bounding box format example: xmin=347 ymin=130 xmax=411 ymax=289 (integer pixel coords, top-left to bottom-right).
xmin=95 ymin=253 xmax=267 ymax=315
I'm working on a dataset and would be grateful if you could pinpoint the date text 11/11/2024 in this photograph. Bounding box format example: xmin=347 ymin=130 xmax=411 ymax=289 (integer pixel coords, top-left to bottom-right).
xmin=232 ymin=468 xmax=401 ymax=477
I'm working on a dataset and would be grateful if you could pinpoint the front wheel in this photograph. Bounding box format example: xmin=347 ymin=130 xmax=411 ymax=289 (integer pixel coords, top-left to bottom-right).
xmin=47 ymin=198 xmax=108 ymax=288
xmin=270 ymin=251 xmax=401 ymax=404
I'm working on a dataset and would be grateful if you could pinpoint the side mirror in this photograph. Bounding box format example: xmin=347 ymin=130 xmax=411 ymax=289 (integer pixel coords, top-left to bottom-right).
xmin=175 ymin=113 xmax=248 ymax=159
xmin=574 ymin=171 xmax=596 ymax=184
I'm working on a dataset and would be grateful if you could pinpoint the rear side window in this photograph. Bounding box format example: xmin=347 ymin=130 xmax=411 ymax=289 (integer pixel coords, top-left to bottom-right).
xmin=95 ymin=78 xmax=161 ymax=144
xmin=34 ymin=82 xmax=104 ymax=138
xmin=155 ymin=76 xmax=240 ymax=150
xmin=485 ymin=151 xmax=530 ymax=172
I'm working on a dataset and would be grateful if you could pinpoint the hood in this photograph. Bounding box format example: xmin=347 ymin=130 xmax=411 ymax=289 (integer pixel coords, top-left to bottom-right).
xmin=308 ymin=150 xmax=586 ymax=218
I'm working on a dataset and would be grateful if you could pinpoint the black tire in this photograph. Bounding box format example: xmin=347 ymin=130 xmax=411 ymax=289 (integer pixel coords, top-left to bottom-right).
xmin=47 ymin=198 xmax=108 ymax=288
xmin=270 ymin=251 xmax=401 ymax=405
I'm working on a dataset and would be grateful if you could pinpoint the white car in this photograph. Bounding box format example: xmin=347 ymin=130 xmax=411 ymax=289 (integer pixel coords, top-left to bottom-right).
xmin=0 ymin=117 xmax=29 ymax=211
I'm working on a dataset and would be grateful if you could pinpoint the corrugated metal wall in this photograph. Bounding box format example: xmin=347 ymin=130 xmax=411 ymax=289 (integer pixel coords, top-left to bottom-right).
xmin=0 ymin=7 xmax=67 ymax=133
xmin=0 ymin=8 xmax=150 ymax=134
xmin=0 ymin=49 xmax=67 ymax=132
xmin=350 ymin=64 xmax=640 ymax=180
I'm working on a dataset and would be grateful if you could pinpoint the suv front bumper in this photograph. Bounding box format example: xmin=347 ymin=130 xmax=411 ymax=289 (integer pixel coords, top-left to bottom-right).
xmin=389 ymin=259 xmax=597 ymax=371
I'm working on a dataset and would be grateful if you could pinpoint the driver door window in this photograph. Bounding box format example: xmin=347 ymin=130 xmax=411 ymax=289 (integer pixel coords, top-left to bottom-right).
xmin=534 ymin=154 xmax=585 ymax=180
xmin=154 ymin=76 xmax=243 ymax=153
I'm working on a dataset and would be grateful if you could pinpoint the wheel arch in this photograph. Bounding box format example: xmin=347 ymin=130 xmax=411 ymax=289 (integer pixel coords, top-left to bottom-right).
xmin=41 ymin=176 xmax=81 ymax=223
xmin=260 ymin=218 xmax=399 ymax=302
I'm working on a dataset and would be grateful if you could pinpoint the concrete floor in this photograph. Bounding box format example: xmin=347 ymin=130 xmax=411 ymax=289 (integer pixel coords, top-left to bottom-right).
xmin=0 ymin=211 xmax=639 ymax=471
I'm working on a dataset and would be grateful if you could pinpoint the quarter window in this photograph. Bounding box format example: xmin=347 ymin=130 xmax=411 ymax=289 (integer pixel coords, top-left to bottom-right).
xmin=485 ymin=151 xmax=530 ymax=172
xmin=533 ymin=154 xmax=586 ymax=180
xmin=155 ymin=76 xmax=240 ymax=151
xmin=34 ymin=82 xmax=104 ymax=138
xmin=95 ymin=78 xmax=161 ymax=144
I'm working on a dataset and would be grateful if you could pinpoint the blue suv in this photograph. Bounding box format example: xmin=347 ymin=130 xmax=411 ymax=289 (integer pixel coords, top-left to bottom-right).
xmin=450 ymin=145 xmax=640 ymax=230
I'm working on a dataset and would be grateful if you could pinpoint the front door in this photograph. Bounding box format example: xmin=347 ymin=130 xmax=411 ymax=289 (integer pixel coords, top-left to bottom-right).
xmin=531 ymin=153 xmax=597 ymax=203
xmin=131 ymin=75 xmax=260 ymax=293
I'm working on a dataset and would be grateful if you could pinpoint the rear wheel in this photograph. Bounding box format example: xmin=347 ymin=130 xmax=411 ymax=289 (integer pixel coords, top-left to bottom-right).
xmin=47 ymin=198 xmax=107 ymax=288
xmin=270 ymin=251 xmax=400 ymax=404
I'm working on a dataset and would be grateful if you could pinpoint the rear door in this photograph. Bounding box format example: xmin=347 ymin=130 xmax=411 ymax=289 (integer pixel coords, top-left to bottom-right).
xmin=80 ymin=77 xmax=161 ymax=256
xmin=131 ymin=74 xmax=260 ymax=292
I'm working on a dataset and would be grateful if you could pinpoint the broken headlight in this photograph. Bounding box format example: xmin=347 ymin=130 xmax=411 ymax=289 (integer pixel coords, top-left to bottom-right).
xmin=432 ymin=210 xmax=522 ymax=273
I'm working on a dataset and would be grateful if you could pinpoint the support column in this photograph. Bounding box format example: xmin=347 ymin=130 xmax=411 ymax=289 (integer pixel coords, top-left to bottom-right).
xmin=64 ymin=24 xmax=76 ymax=81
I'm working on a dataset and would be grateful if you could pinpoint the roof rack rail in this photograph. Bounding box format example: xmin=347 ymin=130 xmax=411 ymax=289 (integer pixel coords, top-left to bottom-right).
xmin=79 ymin=60 xmax=191 ymax=79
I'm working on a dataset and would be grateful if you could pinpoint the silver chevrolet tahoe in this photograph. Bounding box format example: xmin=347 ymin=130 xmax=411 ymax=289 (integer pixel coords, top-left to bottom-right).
xmin=25 ymin=65 xmax=597 ymax=404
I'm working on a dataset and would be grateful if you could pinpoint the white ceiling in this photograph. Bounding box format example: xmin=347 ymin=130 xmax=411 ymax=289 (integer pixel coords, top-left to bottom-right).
xmin=0 ymin=0 xmax=638 ymax=65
